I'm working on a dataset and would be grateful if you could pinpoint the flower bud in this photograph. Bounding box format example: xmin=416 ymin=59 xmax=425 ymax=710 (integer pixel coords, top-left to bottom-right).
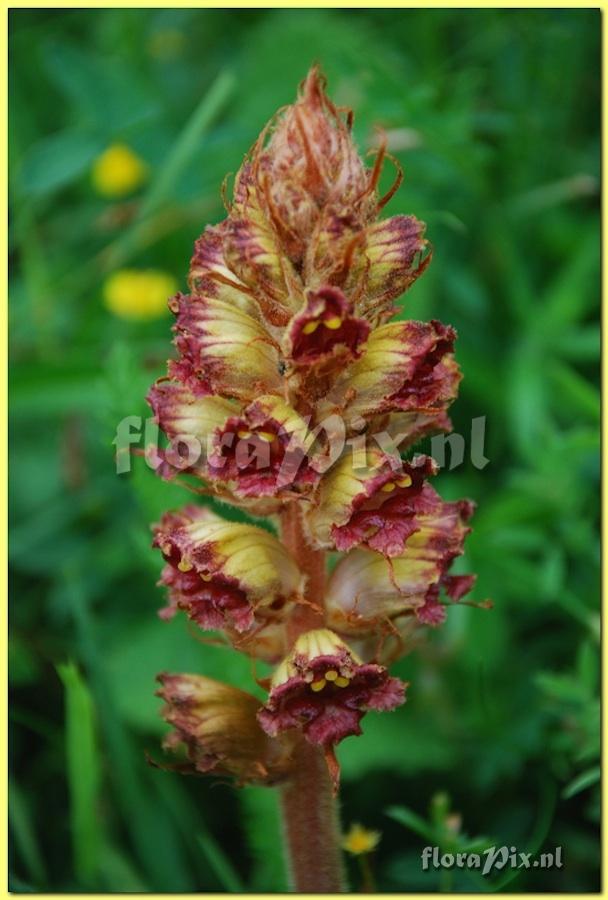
xmin=156 ymin=672 xmax=294 ymax=785
xmin=238 ymin=68 xmax=371 ymax=269
xmin=307 ymin=450 xmax=438 ymax=556
xmin=349 ymin=216 xmax=430 ymax=327
xmin=225 ymin=177 xmax=300 ymax=326
xmin=153 ymin=505 xmax=304 ymax=635
xmin=189 ymin=222 xmax=256 ymax=311
xmin=257 ymin=628 xmax=405 ymax=788
xmin=324 ymin=498 xmax=475 ymax=636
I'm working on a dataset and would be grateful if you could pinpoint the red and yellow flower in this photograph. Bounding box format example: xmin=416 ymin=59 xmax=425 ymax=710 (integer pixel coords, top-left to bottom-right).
xmin=144 ymin=68 xmax=481 ymax=795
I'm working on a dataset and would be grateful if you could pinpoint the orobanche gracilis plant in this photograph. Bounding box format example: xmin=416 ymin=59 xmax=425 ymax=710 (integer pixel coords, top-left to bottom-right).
xmin=146 ymin=69 xmax=477 ymax=891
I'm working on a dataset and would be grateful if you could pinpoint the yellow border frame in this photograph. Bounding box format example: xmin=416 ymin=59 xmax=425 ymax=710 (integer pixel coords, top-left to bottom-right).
xmin=4 ymin=4 xmax=603 ymax=898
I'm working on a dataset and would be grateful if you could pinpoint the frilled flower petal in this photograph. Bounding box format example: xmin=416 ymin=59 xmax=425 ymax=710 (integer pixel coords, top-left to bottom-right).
xmin=146 ymin=380 xmax=237 ymax=479
xmin=188 ymin=222 xmax=259 ymax=313
xmin=148 ymin=380 xmax=235 ymax=440
xmin=350 ymin=216 xmax=431 ymax=326
xmin=325 ymin=497 xmax=476 ymax=637
xmin=319 ymin=320 xmax=460 ymax=423
xmin=152 ymin=504 xmax=304 ymax=635
xmin=284 ymin=286 xmax=369 ymax=367
xmin=233 ymin=68 xmax=373 ymax=270
xmin=207 ymin=396 xmax=319 ymax=498
xmin=307 ymin=450 xmax=438 ymax=556
xmin=257 ymin=629 xmax=405 ymax=787
xmin=167 ymin=292 xmax=282 ymax=400
xmin=156 ymin=673 xmax=294 ymax=785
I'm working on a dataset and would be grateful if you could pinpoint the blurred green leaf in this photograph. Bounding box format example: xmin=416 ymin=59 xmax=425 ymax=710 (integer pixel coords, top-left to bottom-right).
xmin=9 ymin=780 xmax=48 ymax=888
xmin=562 ymin=765 xmax=600 ymax=800
xmin=241 ymin=788 xmax=284 ymax=891
xmin=57 ymin=661 xmax=102 ymax=885
xmin=196 ymin=833 xmax=244 ymax=892
xmin=17 ymin=130 xmax=103 ymax=197
xmin=385 ymin=806 xmax=436 ymax=842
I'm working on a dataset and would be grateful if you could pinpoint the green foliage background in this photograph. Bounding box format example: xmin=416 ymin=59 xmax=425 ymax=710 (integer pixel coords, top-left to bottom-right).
xmin=9 ymin=8 xmax=600 ymax=892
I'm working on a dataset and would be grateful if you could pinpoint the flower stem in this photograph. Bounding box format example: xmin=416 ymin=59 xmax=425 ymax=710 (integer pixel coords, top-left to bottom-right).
xmin=278 ymin=503 xmax=346 ymax=892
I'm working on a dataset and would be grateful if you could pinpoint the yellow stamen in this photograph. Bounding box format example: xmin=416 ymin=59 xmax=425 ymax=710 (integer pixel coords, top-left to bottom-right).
xmin=302 ymin=320 xmax=320 ymax=335
xmin=237 ymin=429 xmax=252 ymax=439
xmin=325 ymin=670 xmax=338 ymax=681
xmin=310 ymin=679 xmax=326 ymax=692
xmin=335 ymin=676 xmax=350 ymax=688
xmin=380 ymin=481 xmax=396 ymax=492
xmin=177 ymin=559 xmax=193 ymax=572
xmin=396 ymin=474 xmax=413 ymax=488
xmin=200 ymin=573 xmax=212 ymax=582
xmin=324 ymin=316 xmax=342 ymax=330
xmin=257 ymin=431 xmax=276 ymax=443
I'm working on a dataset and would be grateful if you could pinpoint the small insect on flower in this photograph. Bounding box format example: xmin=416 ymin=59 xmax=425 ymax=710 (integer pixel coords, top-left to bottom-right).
xmin=91 ymin=143 xmax=148 ymax=197
xmin=104 ymin=269 xmax=177 ymax=321
xmin=342 ymin=822 xmax=381 ymax=856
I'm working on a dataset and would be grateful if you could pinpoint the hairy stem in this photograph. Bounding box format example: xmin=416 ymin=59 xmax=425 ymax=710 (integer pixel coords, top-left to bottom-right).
xmin=278 ymin=503 xmax=346 ymax=892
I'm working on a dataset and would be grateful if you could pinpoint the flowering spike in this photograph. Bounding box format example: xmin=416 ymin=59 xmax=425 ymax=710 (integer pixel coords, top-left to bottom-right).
xmin=143 ymin=68 xmax=480 ymax=889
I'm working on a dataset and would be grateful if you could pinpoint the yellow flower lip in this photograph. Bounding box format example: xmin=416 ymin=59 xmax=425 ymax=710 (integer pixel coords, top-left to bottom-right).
xmin=396 ymin=474 xmax=413 ymax=488
xmin=236 ymin=428 xmax=276 ymax=443
xmin=323 ymin=316 xmax=342 ymax=330
xmin=177 ymin=558 xmax=193 ymax=572
xmin=380 ymin=481 xmax=396 ymax=492
xmin=257 ymin=431 xmax=276 ymax=443
xmin=302 ymin=320 xmax=320 ymax=335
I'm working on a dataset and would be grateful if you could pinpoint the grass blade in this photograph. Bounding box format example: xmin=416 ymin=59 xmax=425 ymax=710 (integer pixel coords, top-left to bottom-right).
xmin=57 ymin=661 xmax=102 ymax=885
xmin=102 ymin=68 xmax=235 ymax=271
xmin=197 ymin=832 xmax=245 ymax=892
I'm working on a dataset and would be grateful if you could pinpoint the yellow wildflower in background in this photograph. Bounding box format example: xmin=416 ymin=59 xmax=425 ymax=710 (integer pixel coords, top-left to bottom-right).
xmin=341 ymin=823 xmax=381 ymax=856
xmin=91 ymin=144 xmax=148 ymax=197
xmin=103 ymin=269 xmax=177 ymax=321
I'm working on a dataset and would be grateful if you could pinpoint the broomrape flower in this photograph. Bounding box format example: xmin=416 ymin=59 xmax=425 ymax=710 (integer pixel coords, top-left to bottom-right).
xmin=257 ymin=628 xmax=405 ymax=789
xmin=152 ymin=505 xmax=303 ymax=656
xmin=156 ymin=673 xmax=294 ymax=784
xmin=91 ymin=143 xmax=148 ymax=197
xmin=143 ymin=67 xmax=482 ymax=892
